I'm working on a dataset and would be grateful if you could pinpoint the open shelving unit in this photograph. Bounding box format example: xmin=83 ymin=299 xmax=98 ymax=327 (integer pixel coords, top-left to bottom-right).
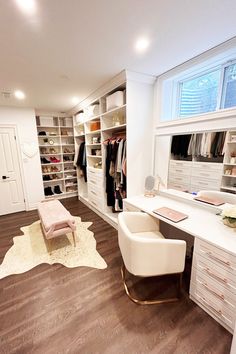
xmin=36 ymin=116 xmax=78 ymax=199
xmin=221 ymin=131 xmax=236 ymax=193
xmin=73 ymin=84 xmax=127 ymax=224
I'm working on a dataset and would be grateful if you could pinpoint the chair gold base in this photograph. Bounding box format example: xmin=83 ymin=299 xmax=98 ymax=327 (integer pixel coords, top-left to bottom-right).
xmin=121 ymin=265 xmax=183 ymax=305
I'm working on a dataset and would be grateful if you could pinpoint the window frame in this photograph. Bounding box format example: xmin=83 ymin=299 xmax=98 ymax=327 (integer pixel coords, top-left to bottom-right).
xmin=177 ymin=64 xmax=222 ymax=118
xmin=220 ymin=58 xmax=236 ymax=110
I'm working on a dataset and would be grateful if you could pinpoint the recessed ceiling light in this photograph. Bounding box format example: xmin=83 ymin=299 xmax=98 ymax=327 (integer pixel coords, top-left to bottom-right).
xmin=135 ymin=37 xmax=150 ymax=53
xmin=14 ymin=90 xmax=25 ymax=100
xmin=72 ymin=97 xmax=80 ymax=105
xmin=15 ymin=0 xmax=37 ymax=15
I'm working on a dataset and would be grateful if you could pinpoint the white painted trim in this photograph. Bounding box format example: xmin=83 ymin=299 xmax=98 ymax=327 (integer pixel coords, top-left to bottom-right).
xmin=126 ymin=70 xmax=156 ymax=85
xmin=155 ymin=107 xmax=236 ymax=130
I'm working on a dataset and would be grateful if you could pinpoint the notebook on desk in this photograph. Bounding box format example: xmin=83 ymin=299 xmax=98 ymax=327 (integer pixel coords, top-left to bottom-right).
xmin=193 ymin=196 xmax=224 ymax=206
xmin=153 ymin=207 xmax=188 ymax=223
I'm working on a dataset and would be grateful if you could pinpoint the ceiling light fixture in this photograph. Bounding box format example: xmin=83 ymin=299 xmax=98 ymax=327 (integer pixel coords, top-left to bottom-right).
xmin=14 ymin=90 xmax=25 ymax=100
xmin=15 ymin=0 xmax=37 ymax=15
xmin=72 ymin=97 xmax=80 ymax=105
xmin=135 ymin=37 xmax=150 ymax=53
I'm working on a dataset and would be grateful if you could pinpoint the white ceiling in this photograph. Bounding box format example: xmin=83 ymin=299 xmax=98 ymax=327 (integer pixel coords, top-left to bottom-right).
xmin=0 ymin=0 xmax=236 ymax=112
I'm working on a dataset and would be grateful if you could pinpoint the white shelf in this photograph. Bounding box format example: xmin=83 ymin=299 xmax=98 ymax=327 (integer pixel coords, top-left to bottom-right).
xmin=86 ymin=129 xmax=101 ymax=135
xmin=222 ymin=174 xmax=236 ymax=178
xmin=227 ymin=141 xmax=236 ymax=144
xmin=40 ymin=154 xmax=62 ymax=156
xmin=101 ymin=104 xmax=126 ymax=117
xmin=38 ymin=135 xmax=61 ymax=138
xmin=87 ymin=154 xmax=102 ymax=158
xmin=102 ymin=123 xmax=126 ymax=132
xmin=37 ymin=125 xmax=60 ymax=128
xmin=41 ymin=162 xmax=63 ymax=166
xmin=43 ymin=178 xmax=64 ymax=183
xmin=221 ymin=186 xmax=236 ymax=192
xmin=223 ymin=163 xmax=236 ymax=166
xmin=39 ymin=144 xmax=61 ymax=147
xmin=63 ymin=161 xmax=74 ymax=164
xmin=86 ymin=143 xmax=101 ymax=146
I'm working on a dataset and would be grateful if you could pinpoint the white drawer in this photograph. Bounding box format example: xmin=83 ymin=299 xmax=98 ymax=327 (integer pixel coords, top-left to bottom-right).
xmin=169 ymin=165 xmax=191 ymax=176
xmin=190 ymin=282 xmax=235 ymax=330
xmin=88 ymin=192 xmax=104 ymax=211
xmin=191 ymin=168 xmax=222 ymax=181
xmin=191 ymin=177 xmax=220 ymax=190
xmin=192 ymin=162 xmax=223 ymax=172
xmin=169 ymin=160 xmax=192 ymax=168
xmin=168 ymin=174 xmax=191 ymax=185
xmin=192 ymin=253 xmax=236 ymax=295
xmin=168 ymin=182 xmax=190 ymax=191
xmin=194 ymin=238 xmax=236 ymax=275
xmin=88 ymin=182 xmax=104 ymax=200
xmin=191 ymin=266 xmax=236 ymax=312
xmin=87 ymin=172 xmax=103 ymax=187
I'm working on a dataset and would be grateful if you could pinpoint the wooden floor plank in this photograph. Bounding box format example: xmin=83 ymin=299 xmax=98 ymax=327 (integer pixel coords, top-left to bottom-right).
xmin=0 ymin=197 xmax=232 ymax=354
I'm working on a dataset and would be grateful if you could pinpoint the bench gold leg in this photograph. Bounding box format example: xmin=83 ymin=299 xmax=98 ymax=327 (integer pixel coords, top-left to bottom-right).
xmin=72 ymin=232 xmax=76 ymax=247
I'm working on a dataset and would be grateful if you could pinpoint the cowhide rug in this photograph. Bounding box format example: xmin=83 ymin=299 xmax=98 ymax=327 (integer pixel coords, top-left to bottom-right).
xmin=0 ymin=217 xmax=107 ymax=279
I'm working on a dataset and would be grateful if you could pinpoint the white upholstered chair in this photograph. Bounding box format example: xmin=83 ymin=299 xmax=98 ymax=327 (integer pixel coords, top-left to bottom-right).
xmin=196 ymin=190 xmax=236 ymax=204
xmin=118 ymin=212 xmax=186 ymax=305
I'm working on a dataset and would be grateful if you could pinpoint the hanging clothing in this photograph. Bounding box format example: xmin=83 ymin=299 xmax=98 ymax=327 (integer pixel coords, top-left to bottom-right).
xmin=171 ymin=134 xmax=191 ymax=157
xmin=76 ymin=142 xmax=87 ymax=182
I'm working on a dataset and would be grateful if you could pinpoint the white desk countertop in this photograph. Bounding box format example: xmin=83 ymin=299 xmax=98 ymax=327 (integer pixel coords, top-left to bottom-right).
xmin=124 ymin=191 xmax=236 ymax=256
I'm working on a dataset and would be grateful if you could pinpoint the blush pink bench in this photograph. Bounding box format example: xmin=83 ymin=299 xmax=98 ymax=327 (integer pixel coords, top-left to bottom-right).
xmin=37 ymin=199 xmax=77 ymax=252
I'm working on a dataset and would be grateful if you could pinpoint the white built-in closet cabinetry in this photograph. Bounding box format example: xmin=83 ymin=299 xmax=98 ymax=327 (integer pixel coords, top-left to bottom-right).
xmin=36 ymin=116 xmax=78 ymax=199
xmin=72 ymin=70 xmax=155 ymax=227
xmin=168 ymin=131 xmax=236 ymax=194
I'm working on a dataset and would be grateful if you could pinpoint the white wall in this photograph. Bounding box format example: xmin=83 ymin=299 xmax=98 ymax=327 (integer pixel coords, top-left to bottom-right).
xmin=0 ymin=107 xmax=44 ymax=210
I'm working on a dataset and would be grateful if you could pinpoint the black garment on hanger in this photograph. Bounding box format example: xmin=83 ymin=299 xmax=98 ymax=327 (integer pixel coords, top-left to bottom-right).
xmin=76 ymin=142 xmax=87 ymax=182
xmin=171 ymin=134 xmax=191 ymax=157
xmin=105 ymin=142 xmax=115 ymax=206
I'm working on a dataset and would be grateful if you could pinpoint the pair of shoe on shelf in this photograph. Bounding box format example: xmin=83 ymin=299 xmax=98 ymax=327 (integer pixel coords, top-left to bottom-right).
xmin=50 ymin=157 xmax=60 ymax=163
xmin=44 ymin=185 xmax=62 ymax=196
xmin=38 ymin=131 xmax=46 ymax=136
xmin=43 ymin=175 xmax=51 ymax=181
xmin=41 ymin=148 xmax=57 ymax=154
xmin=64 ymin=148 xmax=74 ymax=153
xmin=42 ymin=166 xmax=60 ymax=173
xmin=63 ymin=156 xmax=72 ymax=161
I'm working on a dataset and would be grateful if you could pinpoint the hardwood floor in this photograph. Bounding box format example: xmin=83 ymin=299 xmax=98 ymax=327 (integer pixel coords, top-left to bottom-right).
xmin=0 ymin=197 xmax=232 ymax=354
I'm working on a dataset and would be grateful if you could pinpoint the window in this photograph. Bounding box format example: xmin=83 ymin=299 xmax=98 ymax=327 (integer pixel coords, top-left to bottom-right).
xmin=179 ymin=69 xmax=221 ymax=117
xmin=159 ymin=52 xmax=236 ymax=123
xmin=221 ymin=62 xmax=236 ymax=109
xmin=177 ymin=60 xmax=236 ymax=119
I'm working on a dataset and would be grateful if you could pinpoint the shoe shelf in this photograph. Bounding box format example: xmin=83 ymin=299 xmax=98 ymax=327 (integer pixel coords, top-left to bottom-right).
xmin=36 ymin=115 xmax=78 ymax=199
xmin=43 ymin=178 xmax=64 ymax=183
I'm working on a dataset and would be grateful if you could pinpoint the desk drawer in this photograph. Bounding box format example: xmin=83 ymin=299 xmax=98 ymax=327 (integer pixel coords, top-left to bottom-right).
xmin=191 ymin=266 xmax=236 ymax=312
xmin=190 ymin=282 xmax=235 ymax=331
xmin=169 ymin=160 xmax=192 ymax=168
xmin=123 ymin=201 xmax=141 ymax=212
xmin=195 ymin=239 xmax=236 ymax=275
xmin=169 ymin=164 xmax=191 ymax=176
xmin=192 ymin=253 xmax=236 ymax=294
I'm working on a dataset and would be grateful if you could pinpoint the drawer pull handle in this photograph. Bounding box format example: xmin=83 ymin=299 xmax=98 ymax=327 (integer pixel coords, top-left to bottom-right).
xmin=91 ymin=191 xmax=97 ymax=196
xmin=205 ymin=268 xmax=228 ymax=284
xmin=91 ymin=180 xmax=97 ymax=185
xmin=201 ymin=297 xmax=222 ymax=316
xmin=203 ymin=282 xmax=225 ymax=300
xmin=206 ymin=252 xmax=231 ymax=267
xmin=200 ymin=173 xmax=209 ymax=176
xmin=176 ymin=169 xmax=183 ymax=172
xmin=91 ymin=201 xmax=97 ymax=206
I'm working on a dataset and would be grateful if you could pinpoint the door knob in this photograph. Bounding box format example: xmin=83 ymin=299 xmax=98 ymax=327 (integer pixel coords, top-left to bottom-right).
xmin=2 ymin=176 xmax=10 ymax=179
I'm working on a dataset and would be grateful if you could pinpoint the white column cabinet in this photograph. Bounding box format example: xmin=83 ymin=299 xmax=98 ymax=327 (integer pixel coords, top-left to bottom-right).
xmin=72 ymin=70 xmax=155 ymax=227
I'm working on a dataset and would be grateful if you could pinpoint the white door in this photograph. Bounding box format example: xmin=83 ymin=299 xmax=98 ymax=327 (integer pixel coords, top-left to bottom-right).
xmin=0 ymin=126 xmax=25 ymax=215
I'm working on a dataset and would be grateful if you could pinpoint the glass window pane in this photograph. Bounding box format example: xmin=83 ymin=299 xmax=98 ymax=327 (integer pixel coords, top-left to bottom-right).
xmin=179 ymin=69 xmax=221 ymax=117
xmin=221 ymin=63 xmax=236 ymax=109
